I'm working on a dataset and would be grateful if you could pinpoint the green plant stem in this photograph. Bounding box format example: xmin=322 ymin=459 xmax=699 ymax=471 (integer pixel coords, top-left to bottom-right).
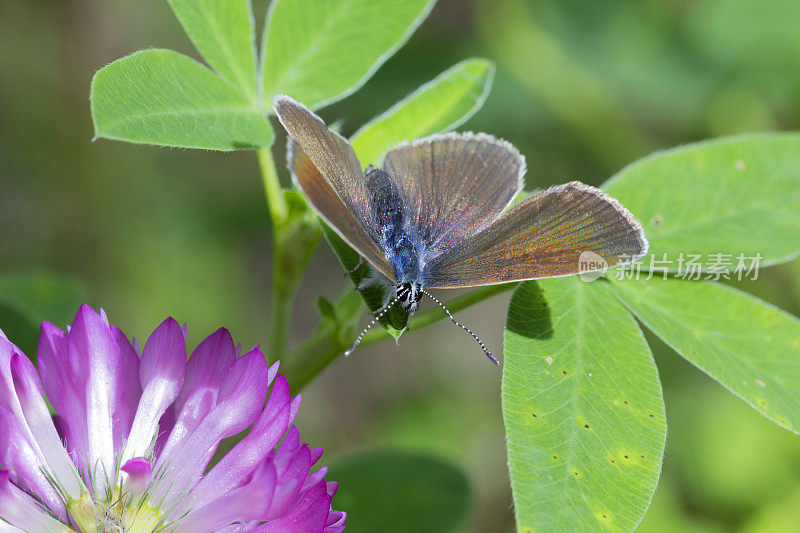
xmin=283 ymin=282 xmax=517 ymax=390
xmin=259 ymin=147 xmax=291 ymax=363
xmin=267 ymin=267 xmax=292 ymax=363
xmin=258 ymin=147 xmax=287 ymax=224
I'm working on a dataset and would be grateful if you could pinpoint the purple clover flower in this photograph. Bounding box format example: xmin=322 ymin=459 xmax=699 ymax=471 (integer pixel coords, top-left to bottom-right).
xmin=0 ymin=305 xmax=345 ymax=532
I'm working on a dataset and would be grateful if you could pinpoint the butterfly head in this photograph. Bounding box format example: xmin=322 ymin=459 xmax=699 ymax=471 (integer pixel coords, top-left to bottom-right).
xmin=396 ymin=281 xmax=423 ymax=314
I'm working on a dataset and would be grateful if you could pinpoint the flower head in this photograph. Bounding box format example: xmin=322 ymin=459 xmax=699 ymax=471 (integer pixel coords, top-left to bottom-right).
xmin=0 ymin=305 xmax=345 ymax=532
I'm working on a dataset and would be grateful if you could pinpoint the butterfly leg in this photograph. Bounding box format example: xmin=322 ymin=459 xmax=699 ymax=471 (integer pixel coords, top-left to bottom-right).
xmin=402 ymin=306 xmax=417 ymax=331
xmin=367 ymin=281 xmax=407 ymax=316
xmin=368 ymin=289 xmax=395 ymax=315
xmin=343 ymin=256 xmax=364 ymax=277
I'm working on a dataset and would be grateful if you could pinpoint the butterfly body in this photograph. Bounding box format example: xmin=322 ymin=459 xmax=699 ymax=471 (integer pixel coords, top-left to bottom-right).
xmin=364 ymin=163 xmax=430 ymax=313
xmin=273 ymin=95 xmax=648 ymax=362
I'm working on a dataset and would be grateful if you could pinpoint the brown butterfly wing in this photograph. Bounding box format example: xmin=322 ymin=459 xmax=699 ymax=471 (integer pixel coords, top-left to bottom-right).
xmin=382 ymin=132 xmax=525 ymax=254
xmin=276 ymin=95 xmax=393 ymax=280
xmin=424 ymin=182 xmax=648 ymax=288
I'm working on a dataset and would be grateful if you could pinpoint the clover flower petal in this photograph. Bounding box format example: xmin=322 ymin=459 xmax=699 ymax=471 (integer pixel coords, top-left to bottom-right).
xmin=0 ymin=305 xmax=344 ymax=532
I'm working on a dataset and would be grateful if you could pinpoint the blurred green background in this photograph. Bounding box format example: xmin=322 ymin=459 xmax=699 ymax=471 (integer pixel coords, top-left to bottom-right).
xmin=2 ymin=0 xmax=800 ymax=531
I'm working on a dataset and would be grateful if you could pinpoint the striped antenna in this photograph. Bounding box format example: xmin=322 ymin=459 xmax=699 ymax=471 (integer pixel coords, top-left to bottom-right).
xmin=345 ymin=297 xmax=399 ymax=357
xmin=422 ymin=290 xmax=498 ymax=365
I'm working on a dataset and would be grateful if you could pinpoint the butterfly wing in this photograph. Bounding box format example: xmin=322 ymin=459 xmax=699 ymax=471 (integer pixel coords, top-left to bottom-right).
xmin=275 ymin=95 xmax=394 ymax=281
xmin=423 ymin=182 xmax=648 ymax=288
xmin=382 ymin=132 xmax=525 ymax=253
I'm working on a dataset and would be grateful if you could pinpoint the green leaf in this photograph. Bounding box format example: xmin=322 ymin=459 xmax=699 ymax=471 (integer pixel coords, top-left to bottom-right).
xmin=610 ymin=276 xmax=800 ymax=433
xmin=315 ymin=295 xmax=337 ymax=322
xmin=0 ymin=273 xmax=85 ymax=359
xmin=503 ymin=278 xmax=665 ymax=532
xmin=328 ymin=450 xmax=469 ymax=533
xmin=350 ymin=58 xmax=495 ymax=164
xmin=260 ymin=0 xmax=435 ymax=108
xmin=167 ymin=0 xmax=258 ymax=99
xmin=603 ymin=133 xmax=800 ymax=269
xmin=91 ymin=49 xmax=273 ymax=151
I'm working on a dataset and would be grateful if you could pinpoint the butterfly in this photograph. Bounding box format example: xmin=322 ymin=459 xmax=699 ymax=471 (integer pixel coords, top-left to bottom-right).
xmin=273 ymin=95 xmax=648 ymax=364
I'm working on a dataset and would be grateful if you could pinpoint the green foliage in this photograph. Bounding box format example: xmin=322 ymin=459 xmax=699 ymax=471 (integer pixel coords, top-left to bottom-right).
xmin=0 ymin=273 xmax=85 ymax=358
xmin=91 ymin=0 xmax=436 ymax=150
xmin=504 ymin=279 xmax=666 ymax=532
xmin=350 ymin=58 xmax=495 ymax=164
xmin=328 ymin=450 xmax=470 ymax=533
xmin=502 ymin=133 xmax=800 ymax=531
xmin=611 ymin=277 xmax=800 ymax=433
xmin=604 ymin=133 xmax=800 ymax=268
xmin=167 ymin=0 xmax=258 ymax=98
xmin=91 ymin=49 xmax=273 ymax=151
xmin=260 ymin=0 xmax=435 ymax=110
xmin=653 ymin=373 xmax=800 ymax=519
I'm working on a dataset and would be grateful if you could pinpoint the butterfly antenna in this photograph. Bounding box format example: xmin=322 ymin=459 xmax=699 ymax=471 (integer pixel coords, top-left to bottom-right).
xmin=422 ymin=290 xmax=498 ymax=366
xmin=345 ymin=297 xmax=399 ymax=357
